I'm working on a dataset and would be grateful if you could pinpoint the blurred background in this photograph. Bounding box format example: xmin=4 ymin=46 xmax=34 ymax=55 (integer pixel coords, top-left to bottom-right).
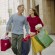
xmin=0 ymin=0 xmax=55 ymax=55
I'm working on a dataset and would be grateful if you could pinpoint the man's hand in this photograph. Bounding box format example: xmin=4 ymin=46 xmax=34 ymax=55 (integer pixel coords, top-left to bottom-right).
xmin=5 ymin=32 xmax=9 ymax=35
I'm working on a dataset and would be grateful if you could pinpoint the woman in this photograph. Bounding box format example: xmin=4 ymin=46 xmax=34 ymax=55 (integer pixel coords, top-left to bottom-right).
xmin=27 ymin=8 xmax=44 ymax=55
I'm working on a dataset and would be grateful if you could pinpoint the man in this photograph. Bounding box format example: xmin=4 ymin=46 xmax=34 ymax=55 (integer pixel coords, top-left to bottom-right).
xmin=6 ymin=4 xmax=29 ymax=55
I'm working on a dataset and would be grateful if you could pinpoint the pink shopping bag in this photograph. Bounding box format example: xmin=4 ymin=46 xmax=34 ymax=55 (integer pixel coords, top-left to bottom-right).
xmin=1 ymin=36 xmax=11 ymax=51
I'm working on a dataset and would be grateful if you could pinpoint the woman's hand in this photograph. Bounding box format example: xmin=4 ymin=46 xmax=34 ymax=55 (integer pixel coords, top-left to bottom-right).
xmin=35 ymin=24 xmax=42 ymax=31
xmin=37 ymin=27 xmax=42 ymax=31
xmin=30 ymin=32 xmax=36 ymax=37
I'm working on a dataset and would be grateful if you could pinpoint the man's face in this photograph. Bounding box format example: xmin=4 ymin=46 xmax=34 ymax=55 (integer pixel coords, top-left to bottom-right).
xmin=18 ymin=6 xmax=24 ymax=13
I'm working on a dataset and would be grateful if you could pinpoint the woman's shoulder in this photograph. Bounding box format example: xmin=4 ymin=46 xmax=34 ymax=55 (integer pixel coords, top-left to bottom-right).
xmin=35 ymin=15 xmax=39 ymax=18
xmin=27 ymin=16 xmax=31 ymax=20
xmin=35 ymin=16 xmax=41 ymax=19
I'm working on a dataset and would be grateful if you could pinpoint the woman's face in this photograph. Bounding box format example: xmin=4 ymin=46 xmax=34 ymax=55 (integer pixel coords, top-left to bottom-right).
xmin=29 ymin=9 xmax=34 ymax=15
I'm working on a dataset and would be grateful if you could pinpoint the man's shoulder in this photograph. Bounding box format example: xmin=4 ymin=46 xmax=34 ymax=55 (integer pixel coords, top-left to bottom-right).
xmin=22 ymin=15 xmax=25 ymax=18
xmin=22 ymin=15 xmax=26 ymax=19
xmin=11 ymin=13 xmax=17 ymax=17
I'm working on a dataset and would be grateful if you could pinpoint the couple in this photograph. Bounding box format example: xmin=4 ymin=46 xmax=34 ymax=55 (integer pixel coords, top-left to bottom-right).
xmin=6 ymin=4 xmax=43 ymax=55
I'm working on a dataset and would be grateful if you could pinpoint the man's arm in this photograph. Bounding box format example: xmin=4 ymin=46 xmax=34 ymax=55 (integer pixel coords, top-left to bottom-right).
xmin=24 ymin=17 xmax=29 ymax=34
xmin=6 ymin=16 xmax=13 ymax=35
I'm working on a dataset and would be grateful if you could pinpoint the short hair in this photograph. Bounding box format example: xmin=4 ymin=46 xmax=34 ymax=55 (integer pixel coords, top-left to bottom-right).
xmin=17 ymin=4 xmax=24 ymax=9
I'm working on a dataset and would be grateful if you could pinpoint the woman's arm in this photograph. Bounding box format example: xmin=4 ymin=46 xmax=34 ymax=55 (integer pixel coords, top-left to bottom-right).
xmin=38 ymin=17 xmax=44 ymax=27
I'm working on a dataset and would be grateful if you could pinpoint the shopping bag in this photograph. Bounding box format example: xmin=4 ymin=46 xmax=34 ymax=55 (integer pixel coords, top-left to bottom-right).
xmin=22 ymin=35 xmax=31 ymax=55
xmin=35 ymin=29 xmax=53 ymax=48
xmin=1 ymin=36 xmax=11 ymax=51
xmin=31 ymin=37 xmax=44 ymax=53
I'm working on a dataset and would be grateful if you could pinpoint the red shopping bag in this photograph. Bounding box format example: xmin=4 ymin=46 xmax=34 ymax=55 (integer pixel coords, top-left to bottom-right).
xmin=1 ymin=36 xmax=11 ymax=51
xmin=22 ymin=34 xmax=30 ymax=41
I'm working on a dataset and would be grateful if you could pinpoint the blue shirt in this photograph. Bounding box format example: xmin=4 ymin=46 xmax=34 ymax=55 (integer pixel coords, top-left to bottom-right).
xmin=6 ymin=13 xmax=29 ymax=35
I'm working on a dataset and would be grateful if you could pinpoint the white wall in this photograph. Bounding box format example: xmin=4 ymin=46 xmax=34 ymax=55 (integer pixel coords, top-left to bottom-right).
xmin=35 ymin=0 xmax=39 ymax=6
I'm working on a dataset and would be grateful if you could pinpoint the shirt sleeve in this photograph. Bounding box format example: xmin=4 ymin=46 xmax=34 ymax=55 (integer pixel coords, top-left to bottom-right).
xmin=6 ymin=16 xmax=13 ymax=32
xmin=38 ymin=16 xmax=44 ymax=27
xmin=24 ymin=17 xmax=29 ymax=34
